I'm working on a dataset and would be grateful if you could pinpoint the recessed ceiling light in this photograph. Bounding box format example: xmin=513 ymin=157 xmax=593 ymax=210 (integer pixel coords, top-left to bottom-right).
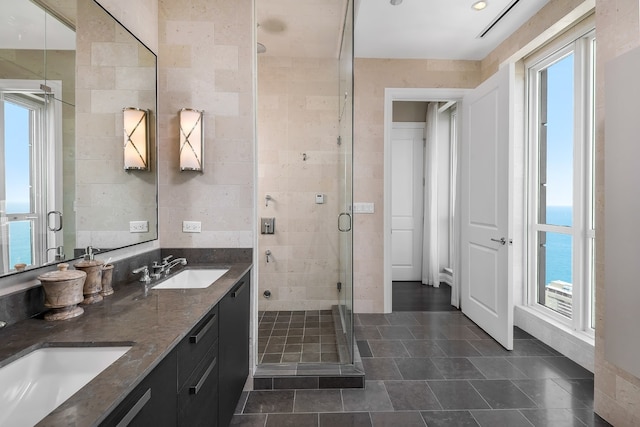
xmin=390 ymin=0 xmax=403 ymax=5
xmin=472 ymin=1 xmax=488 ymax=10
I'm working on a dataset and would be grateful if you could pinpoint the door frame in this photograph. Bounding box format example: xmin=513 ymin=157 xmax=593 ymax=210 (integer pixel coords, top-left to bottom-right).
xmin=383 ymin=88 xmax=468 ymax=313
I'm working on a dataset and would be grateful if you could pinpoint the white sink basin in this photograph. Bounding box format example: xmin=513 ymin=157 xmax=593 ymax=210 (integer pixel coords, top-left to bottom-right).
xmin=152 ymin=268 xmax=229 ymax=289
xmin=0 ymin=345 xmax=131 ymax=427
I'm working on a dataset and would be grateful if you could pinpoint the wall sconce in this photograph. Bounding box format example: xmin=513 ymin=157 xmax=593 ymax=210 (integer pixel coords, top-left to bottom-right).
xmin=179 ymin=108 xmax=204 ymax=172
xmin=123 ymin=107 xmax=149 ymax=171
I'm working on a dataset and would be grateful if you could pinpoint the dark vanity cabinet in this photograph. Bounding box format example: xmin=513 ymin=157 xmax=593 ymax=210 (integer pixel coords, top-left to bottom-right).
xmin=100 ymin=271 xmax=249 ymax=427
xmin=218 ymin=272 xmax=250 ymax=427
xmin=100 ymin=351 xmax=177 ymax=427
xmin=177 ymin=306 xmax=219 ymax=427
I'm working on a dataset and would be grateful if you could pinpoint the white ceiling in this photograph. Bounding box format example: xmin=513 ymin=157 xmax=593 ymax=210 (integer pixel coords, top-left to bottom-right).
xmin=0 ymin=0 xmax=75 ymax=50
xmin=355 ymin=0 xmax=550 ymax=60
xmin=257 ymin=0 xmax=550 ymax=60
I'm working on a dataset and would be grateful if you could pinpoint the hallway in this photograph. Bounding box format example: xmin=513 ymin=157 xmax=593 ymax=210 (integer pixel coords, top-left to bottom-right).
xmin=392 ymin=282 xmax=457 ymax=312
xmin=231 ymin=311 xmax=609 ymax=426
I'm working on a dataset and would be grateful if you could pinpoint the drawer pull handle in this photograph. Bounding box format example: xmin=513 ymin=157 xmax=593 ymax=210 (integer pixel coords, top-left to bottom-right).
xmin=116 ymin=388 xmax=151 ymax=427
xmin=231 ymin=281 xmax=246 ymax=298
xmin=190 ymin=313 xmax=216 ymax=344
xmin=190 ymin=357 xmax=217 ymax=395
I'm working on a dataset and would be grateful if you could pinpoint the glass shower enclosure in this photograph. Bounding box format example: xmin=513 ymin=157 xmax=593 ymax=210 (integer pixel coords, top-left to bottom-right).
xmin=255 ymin=0 xmax=354 ymax=368
xmin=337 ymin=0 xmax=354 ymax=364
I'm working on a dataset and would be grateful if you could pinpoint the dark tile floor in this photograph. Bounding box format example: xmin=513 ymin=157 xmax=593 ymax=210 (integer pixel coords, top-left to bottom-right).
xmin=233 ymin=310 xmax=611 ymax=427
xmin=393 ymin=281 xmax=457 ymax=312
xmin=258 ymin=310 xmax=339 ymax=364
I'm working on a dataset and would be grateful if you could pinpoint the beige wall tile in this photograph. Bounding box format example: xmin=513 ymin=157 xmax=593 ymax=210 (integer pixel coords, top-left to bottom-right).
xmin=91 ymin=42 xmax=138 ymax=67
xmin=158 ymin=0 xmax=254 ymax=249
xmin=115 ymin=66 xmax=156 ymax=91
xmin=257 ymin=55 xmax=341 ymax=311
xmin=76 ymin=0 xmax=157 ymax=250
xmin=96 ymin=0 xmax=159 ymax=53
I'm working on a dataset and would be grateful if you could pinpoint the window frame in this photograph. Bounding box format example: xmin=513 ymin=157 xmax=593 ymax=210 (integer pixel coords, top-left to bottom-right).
xmin=0 ymin=80 xmax=63 ymax=273
xmin=525 ymin=29 xmax=596 ymax=336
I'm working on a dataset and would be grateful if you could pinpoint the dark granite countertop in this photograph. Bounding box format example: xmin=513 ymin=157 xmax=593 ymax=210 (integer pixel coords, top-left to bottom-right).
xmin=0 ymin=261 xmax=252 ymax=427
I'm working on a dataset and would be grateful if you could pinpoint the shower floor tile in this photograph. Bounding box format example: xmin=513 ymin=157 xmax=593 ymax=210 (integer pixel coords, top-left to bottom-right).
xmin=258 ymin=310 xmax=339 ymax=364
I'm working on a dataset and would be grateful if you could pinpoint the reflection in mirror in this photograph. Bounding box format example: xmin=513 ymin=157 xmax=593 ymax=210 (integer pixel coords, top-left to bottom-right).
xmin=0 ymin=0 xmax=158 ymax=278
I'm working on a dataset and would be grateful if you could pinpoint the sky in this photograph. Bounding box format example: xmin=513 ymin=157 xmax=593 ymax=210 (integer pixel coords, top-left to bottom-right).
xmin=544 ymin=53 xmax=574 ymax=208
xmin=4 ymin=101 xmax=31 ymax=213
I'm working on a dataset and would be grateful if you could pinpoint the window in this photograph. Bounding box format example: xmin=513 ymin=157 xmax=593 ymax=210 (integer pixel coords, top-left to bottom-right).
xmin=0 ymin=89 xmax=51 ymax=273
xmin=527 ymin=30 xmax=596 ymax=333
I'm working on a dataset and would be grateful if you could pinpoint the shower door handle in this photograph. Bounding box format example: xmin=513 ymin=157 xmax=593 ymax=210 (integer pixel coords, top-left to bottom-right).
xmin=338 ymin=212 xmax=351 ymax=232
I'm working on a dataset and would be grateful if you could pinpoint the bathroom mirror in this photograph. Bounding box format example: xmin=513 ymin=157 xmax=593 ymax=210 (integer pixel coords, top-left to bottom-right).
xmin=0 ymin=0 xmax=158 ymax=277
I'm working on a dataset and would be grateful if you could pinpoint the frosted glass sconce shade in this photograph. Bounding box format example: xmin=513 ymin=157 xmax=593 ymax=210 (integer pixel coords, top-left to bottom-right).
xmin=123 ymin=107 xmax=149 ymax=170
xmin=179 ymin=108 xmax=204 ymax=172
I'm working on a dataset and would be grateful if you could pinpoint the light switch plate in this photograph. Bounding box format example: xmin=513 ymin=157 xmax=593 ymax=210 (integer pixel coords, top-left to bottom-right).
xmin=129 ymin=220 xmax=149 ymax=233
xmin=182 ymin=221 xmax=201 ymax=233
xmin=353 ymin=202 xmax=374 ymax=214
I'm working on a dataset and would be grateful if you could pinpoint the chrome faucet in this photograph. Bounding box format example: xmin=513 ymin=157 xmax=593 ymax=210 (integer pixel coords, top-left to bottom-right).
xmin=151 ymin=256 xmax=172 ymax=278
xmin=83 ymin=246 xmax=100 ymax=261
xmin=152 ymin=255 xmax=187 ymax=277
xmin=164 ymin=257 xmax=187 ymax=275
xmin=46 ymin=246 xmax=65 ymax=262
xmin=133 ymin=265 xmax=151 ymax=283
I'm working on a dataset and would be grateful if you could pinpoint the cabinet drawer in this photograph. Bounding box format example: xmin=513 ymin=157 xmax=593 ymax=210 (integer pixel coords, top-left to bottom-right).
xmin=177 ymin=305 xmax=219 ymax=389
xmin=100 ymin=351 xmax=177 ymax=427
xmin=178 ymin=341 xmax=219 ymax=427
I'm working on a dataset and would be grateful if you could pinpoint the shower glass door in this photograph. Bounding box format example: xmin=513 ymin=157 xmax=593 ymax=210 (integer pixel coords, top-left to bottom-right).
xmin=338 ymin=0 xmax=354 ymax=363
xmin=255 ymin=0 xmax=354 ymax=368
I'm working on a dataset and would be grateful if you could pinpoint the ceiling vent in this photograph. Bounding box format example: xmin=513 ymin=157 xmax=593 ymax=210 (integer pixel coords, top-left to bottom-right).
xmin=477 ymin=0 xmax=521 ymax=38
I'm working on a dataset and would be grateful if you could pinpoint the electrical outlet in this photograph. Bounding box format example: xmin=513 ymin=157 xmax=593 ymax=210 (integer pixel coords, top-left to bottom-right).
xmin=129 ymin=220 xmax=149 ymax=233
xmin=182 ymin=221 xmax=202 ymax=233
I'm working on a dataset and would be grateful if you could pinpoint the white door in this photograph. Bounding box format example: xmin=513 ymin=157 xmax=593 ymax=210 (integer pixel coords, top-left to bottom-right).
xmin=391 ymin=124 xmax=424 ymax=281
xmin=460 ymin=66 xmax=513 ymax=350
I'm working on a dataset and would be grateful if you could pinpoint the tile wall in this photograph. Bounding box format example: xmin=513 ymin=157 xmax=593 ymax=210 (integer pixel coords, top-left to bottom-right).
xmin=257 ymin=56 xmax=341 ymax=311
xmin=157 ymin=0 xmax=254 ymax=249
xmin=76 ymin=0 xmax=157 ymax=249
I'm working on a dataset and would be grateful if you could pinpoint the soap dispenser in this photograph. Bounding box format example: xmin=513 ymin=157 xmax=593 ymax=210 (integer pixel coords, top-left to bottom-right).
xmin=74 ymin=246 xmax=104 ymax=304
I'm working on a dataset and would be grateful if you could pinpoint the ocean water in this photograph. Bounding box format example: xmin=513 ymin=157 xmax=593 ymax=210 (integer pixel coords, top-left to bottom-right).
xmin=545 ymin=206 xmax=572 ymax=285
xmin=5 ymin=201 xmax=33 ymax=267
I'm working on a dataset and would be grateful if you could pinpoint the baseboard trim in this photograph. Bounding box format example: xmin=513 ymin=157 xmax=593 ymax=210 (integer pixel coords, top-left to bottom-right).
xmin=439 ymin=272 xmax=453 ymax=286
xmin=514 ymin=305 xmax=594 ymax=372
